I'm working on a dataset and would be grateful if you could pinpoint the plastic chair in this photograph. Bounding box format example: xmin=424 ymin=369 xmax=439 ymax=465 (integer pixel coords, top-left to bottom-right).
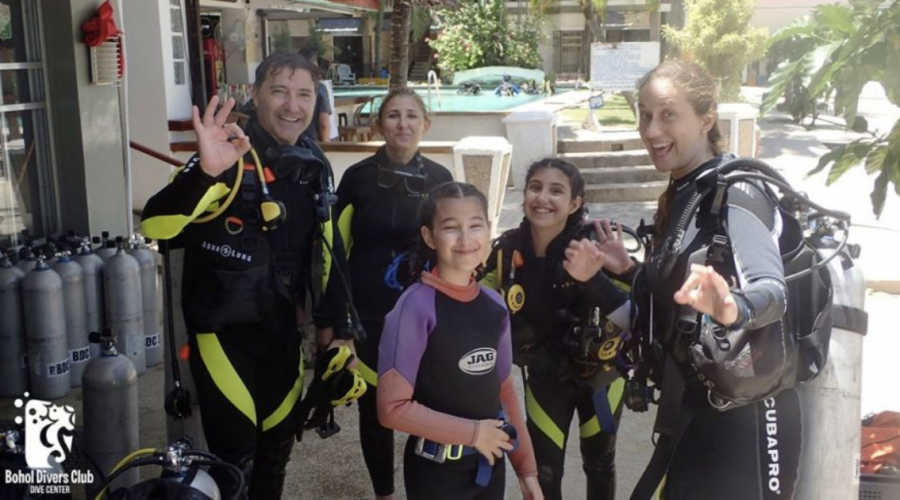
xmin=336 ymin=64 xmax=356 ymax=85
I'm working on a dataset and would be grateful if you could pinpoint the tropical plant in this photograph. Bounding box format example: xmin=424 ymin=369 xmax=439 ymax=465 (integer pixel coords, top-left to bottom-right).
xmin=388 ymin=0 xmax=450 ymax=88
xmin=797 ymin=0 xmax=900 ymax=218
xmin=427 ymin=0 xmax=542 ymax=76
xmin=270 ymin=24 xmax=293 ymax=52
xmin=662 ymin=0 xmax=768 ymax=101
xmin=759 ymin=4 xmax=860 ymax=124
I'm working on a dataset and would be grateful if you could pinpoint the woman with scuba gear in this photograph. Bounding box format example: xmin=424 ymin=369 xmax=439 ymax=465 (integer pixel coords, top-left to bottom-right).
xmin=334 ymin=87 xmax=452 ymax=500
xmin=479 ymin=158 xmax=634 ymax=500
xmin=376 ymin=182 xmax=542 ymax=500
xmin=628 ymin=60 xmax=801 ymax=499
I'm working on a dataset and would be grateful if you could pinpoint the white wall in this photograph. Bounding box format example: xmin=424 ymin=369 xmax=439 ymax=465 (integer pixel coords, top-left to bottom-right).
xmin=425 ymin=113 xmax=508 ymax=142
xmin=123 ymin=0 xmax=175 ymax=210
xmin=750 ymin=0 xmax=850 ymax=32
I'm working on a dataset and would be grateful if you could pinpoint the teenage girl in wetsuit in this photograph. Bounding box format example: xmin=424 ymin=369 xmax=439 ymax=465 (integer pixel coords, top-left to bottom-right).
xmin=480 ymin=158 xmax=635 ymax=500
xmin=335 ymin=87 xmax=453 ymax=500
xmin=376 ymin=182 xmax=543 ymax=500
xmin=629 ymin=60 xmax=802 ymax=499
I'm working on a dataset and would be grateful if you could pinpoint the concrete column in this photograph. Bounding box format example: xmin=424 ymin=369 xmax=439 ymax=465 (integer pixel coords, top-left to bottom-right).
xmin=43 ymin=0 xmax=127 ymax=237
xmin=451 ymin=137 xmax=513 ymax=237
xmin=503 ymin=110 xmax=557 ymax=190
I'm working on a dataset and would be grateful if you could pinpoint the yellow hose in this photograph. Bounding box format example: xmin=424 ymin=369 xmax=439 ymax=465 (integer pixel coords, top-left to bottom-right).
xmin=93 ymin=448 xmax=157 ymax=500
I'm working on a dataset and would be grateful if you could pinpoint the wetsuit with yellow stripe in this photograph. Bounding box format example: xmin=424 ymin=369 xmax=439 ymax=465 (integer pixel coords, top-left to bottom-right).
xmin=334 ymin=147 xmax=452 ymax=497
xmin=480 ymin=221 xmax=632 ymax=500
xmin=141 ymin=117 xmax=351 ymax=500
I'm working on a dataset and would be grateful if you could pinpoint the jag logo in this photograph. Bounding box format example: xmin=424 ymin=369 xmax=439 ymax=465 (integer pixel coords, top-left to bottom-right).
xmin=458 ymin=348 xmax=497 ymax=375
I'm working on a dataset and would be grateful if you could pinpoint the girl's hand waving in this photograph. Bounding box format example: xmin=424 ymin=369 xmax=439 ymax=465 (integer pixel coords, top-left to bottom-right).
xmin=591 ymin=219 xmax=634 ymax=275
xmin=562 ymin=238 xmax=606 ymax=282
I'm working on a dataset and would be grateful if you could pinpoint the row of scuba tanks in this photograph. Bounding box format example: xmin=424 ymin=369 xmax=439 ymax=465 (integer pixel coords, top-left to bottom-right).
xmin=0 ymin=231 xmax=162 ymax=401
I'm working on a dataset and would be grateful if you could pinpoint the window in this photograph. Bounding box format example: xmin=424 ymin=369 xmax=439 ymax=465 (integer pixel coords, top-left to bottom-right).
xmin=170 ymin=0 xmax=187 ymax=85
xmin=0 ymin=0 xmax=57 ymax=245
xmin=554 ymin=31 xmax=583 ymax=75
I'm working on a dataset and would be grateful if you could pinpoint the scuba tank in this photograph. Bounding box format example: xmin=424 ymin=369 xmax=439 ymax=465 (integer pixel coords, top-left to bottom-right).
xmin=83 ymin=328 xmax=140 ymax=492
xmin=92 ymin=440 xmax=239 ymax=500
xmin=105 ymin=247 xmax=146 ymax=375
xmin=53 ymin=253 xmax=91 ymax=388
xmin=16 ymin=244 xmax=37 ymax=274
xmin=76 ymin=240 xmax=105 ymax=360
xmin=22 ymin=258 xmax=71 ymax=400
xmin=44 ymin=239 xmax=60 ymax=267
xmin=129 ymin=237 xmax=163 ymax=368
xmin=0 ymin=252 xmax=29 ymax=397
xmin=95 ymin=233 xmax=118 ymax=261
xmin=794 ymin=235 xmax=868 ymax=500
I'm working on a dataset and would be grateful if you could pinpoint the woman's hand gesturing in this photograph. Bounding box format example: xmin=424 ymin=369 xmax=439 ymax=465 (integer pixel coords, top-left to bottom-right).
xmin=674 ymin=264 xmax=739 ymax=326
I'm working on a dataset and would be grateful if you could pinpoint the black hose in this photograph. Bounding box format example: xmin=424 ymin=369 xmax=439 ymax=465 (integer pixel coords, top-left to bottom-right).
xmin=716 ymin=157 xmax=792 ymax=185
xmin=161 ymin=240 xmax=181 ymax=385
xmin=90 ymin=456 xmax=165 ymax=500
xmin=190 ymin=458 xmax=246 ymax=500
xmin=318 ymin=231 xmax=366 ymax=343
xmin=721 ymin=172 xmax=852 ymax=220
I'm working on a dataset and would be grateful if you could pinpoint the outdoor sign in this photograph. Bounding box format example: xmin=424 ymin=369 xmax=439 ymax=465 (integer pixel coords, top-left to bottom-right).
xmin=589 ymin=42 xmax=660 ymax=91
xmin=589 ymin=94 xmax=605 ymax=109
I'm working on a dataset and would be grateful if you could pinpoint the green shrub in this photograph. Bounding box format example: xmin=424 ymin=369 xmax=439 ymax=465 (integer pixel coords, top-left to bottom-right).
xmin=428 ymin=0 xmax=542 ymax=76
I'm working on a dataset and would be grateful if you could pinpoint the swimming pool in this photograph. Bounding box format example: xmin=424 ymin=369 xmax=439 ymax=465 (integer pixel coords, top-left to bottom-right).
xmin=333 ymin=86 xmax=558 ymax=113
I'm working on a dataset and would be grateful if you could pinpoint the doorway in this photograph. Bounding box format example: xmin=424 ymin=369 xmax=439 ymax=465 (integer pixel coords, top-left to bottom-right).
xmin=333 ymin=36 xmax=362 ymax=74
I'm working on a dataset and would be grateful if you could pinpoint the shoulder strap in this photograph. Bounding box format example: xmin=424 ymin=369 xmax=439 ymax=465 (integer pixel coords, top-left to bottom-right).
xmin=630 ymin=355 xmax=694 ymax=500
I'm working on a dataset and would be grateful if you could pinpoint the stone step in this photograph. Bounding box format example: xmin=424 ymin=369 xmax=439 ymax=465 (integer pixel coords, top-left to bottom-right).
xmin=557 ymin=131 xmax=645 ymax=153
xmin=584 ymin=180 xmax=668 ymax=203
xmin=579 ymin=166 xmax=667 ymax=184
xmin=558 ymin=150 xmax=652 ymax=169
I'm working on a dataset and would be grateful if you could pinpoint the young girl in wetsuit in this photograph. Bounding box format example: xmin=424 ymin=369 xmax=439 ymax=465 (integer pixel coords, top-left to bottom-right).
xmin=376 ymin=182 xmax=543 ymax=500
xmin=480 ymin=158 xmax=634 ymax=500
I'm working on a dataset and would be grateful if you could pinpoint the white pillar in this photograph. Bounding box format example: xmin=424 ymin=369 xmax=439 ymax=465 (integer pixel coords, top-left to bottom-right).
xmin=452 ymin=137 xmax=513 ymax=236
xmin=503 ymin=110 xmax=557 ymax=190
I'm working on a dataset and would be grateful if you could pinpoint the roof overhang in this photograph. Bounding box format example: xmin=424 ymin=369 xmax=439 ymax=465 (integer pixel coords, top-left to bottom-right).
xmin=258 ymin=0 xmax=377 ymax=18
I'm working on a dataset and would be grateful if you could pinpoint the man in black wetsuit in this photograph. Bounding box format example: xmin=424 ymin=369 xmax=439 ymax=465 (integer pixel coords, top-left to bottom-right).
xmin=142 ymin=52 xmax=353 ymax=500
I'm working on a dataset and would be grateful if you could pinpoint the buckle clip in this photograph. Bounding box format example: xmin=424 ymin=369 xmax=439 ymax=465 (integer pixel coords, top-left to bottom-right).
xmin=414 ymin=437 xmax=447 ymax=464
xmin=446 ymin=444 xmax=464 ymax=461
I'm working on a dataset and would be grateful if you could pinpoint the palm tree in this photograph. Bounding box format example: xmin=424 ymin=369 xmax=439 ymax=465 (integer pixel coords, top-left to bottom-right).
xmin=388 ymin=0 xmax=413 ymax=88
xmin=388 ymin=0 xmax=452 ymax=88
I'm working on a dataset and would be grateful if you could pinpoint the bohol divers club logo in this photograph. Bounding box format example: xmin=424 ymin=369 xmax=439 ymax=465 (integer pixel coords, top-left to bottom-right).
xmin=3 ymin=393 xmax=94 ymax=495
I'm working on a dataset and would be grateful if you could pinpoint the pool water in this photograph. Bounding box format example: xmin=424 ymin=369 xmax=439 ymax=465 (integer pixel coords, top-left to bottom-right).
xmin=333 ymin=87 xmax=558 ymax=113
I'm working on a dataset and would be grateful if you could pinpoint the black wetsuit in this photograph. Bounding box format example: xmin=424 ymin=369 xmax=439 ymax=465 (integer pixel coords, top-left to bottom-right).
xmin=633 ymin=155 xmax=799 ymax=500
xmin=481 ymin=221 xmax=632 ymax=500
xmin=142 ymin=117 xmax=351 ymax=500
xmin=334 ymin=147 xmax=452 ymax=496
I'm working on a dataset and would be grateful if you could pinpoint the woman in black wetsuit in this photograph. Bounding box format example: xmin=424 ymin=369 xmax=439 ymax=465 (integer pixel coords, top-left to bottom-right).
xmin=480 ymin=158 xmax=635 ymax=500
xmin=334 ymin=87 xmax=453 ymax=500
xmin=629 ymin=60 xmax=802 ymax=499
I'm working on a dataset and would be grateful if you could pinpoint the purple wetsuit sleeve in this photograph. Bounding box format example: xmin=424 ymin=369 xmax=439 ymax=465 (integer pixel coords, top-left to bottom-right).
xmin=377 ymin=283 xmax=482 ymax=445
xmin=377 ymin=284 xmax=437 ymax=387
